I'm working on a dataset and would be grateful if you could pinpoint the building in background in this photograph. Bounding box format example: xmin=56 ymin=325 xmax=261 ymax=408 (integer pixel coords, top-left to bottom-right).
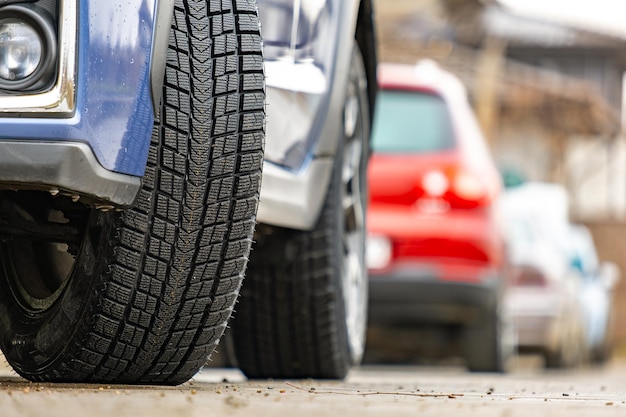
xmin=375 ymin=0 xmax=626 ymax=220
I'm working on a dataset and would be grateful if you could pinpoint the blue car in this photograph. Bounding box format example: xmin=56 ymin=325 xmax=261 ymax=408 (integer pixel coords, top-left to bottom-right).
xmin=0 ymin=0 xmax=376 ymax=384
xmin=0 ymin=0 xmax=265 ymax=384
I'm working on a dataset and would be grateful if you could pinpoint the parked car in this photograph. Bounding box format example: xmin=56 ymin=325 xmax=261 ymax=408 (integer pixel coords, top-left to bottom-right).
xmin=567 ymin=224 xmax=619 ymax=364
xmin=0 ymin=0 xmax=266 ymax=385
xmin=0 ymin=0 xmax=377 ymax=384
xmin=501 ymin=182 xmax=587 ymax=368
xmin=366 ymin=61 xmax=512 ymax=372
xmin=228 ymin=0 xmax=377 ymax=379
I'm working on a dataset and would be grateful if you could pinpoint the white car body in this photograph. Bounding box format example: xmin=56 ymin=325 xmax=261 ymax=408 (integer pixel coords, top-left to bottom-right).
xmin=501 ymin=183 xmax=587 ymax=365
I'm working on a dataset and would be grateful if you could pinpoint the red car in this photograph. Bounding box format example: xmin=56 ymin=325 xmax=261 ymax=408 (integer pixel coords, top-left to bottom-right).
xmin=366 ymin=61 xmax=512 ymax=371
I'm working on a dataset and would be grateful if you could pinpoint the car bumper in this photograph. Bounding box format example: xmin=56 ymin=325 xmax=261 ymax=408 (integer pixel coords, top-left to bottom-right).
xmin=505 ymin=289 xmax=564 ymax=352
xmin=513 ymin=315 xmax=560 ymax=352
xmin=368 ymin=270 xmax=502 ymax=327
xmin=257 ymin=158 xmax=334 ymax=230
xmin=0 ymin=141 xmax=140 ymax=208
xmin=367 ymin=207 xmax=505 ymax=267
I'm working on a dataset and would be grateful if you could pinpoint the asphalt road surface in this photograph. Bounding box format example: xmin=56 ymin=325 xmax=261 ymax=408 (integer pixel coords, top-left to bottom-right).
xmin=0 ymin=356 xmax=625 ymax=417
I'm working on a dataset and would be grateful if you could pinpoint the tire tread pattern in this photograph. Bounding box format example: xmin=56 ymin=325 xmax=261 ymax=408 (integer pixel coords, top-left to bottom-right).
xmin=27 ymin=0 xmax=263 ymax=385
xmin=232 ymin=146 xmax=350 ymax=379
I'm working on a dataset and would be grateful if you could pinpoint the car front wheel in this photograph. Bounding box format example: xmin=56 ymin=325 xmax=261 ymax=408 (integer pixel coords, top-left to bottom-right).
xmin=0 ymin=0 xmax=264 ymax=385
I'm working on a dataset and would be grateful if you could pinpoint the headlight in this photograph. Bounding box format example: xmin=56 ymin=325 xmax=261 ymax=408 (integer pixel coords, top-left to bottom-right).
xmin=366 ymin=235 xmax=392 ymax=270
xmin=0 ymin=5 xmax=57 ymax=92
xmin=0 ymin=20 xmax=42 ymax=81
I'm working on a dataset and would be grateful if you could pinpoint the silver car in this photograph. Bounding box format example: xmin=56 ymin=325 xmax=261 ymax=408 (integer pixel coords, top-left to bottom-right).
xmin=229 ymin=0 xmax=378 ymax=379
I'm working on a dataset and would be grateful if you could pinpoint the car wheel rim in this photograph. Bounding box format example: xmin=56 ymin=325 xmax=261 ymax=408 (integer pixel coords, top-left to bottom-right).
xmin=0 ymin=194 xmax=86 ymax=312
xmin=341 ymin=74 xmax=367 ymax=363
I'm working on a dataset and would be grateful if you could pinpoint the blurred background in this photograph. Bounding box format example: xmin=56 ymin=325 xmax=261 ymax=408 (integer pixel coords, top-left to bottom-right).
xmin=369 ymin=0 xmax=626 ymax=364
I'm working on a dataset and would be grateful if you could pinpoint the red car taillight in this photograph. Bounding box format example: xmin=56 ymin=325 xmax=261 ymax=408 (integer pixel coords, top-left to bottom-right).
xmin=366 ymin=234 xmax=393 ymax=271
xmin=418 ymin=167 xmax=490 ymax=211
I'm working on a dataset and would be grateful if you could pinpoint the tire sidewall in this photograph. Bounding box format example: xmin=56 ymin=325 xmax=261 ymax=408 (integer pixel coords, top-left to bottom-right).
xmin=0 ymin=210 xmax=117 ymax=377
xmin=334 ymin=43 xmax=371 ymax=367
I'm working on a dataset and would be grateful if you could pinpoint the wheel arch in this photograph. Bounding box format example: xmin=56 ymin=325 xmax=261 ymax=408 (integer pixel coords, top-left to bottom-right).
xmin=150 ymin=0 xmax=176 ymax=114
xmin=256 ymin=0 xmax=377 ymax=231
xmin=356 ymin=0 xmax=378 ymax=133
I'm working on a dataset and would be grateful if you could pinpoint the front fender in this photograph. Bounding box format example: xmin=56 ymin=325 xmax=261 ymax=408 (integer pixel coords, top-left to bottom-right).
xmin=150 ymin=0 xmax=175 ymax=114
xmin=0 ymin=0 xmax=164 ymax=207
xmin=257 ymin=0 xmax=376 ymax=230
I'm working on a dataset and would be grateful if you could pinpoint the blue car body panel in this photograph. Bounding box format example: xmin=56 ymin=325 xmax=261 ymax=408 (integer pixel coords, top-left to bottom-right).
xmin=0 ymin=0 xmax=157 ymax=177
xmin=0 ymin=0 xmax=375 ymax=214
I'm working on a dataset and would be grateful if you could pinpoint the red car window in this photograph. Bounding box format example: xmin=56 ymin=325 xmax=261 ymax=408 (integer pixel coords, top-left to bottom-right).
xmin=371 ymin=90 xmax=455 ymax=153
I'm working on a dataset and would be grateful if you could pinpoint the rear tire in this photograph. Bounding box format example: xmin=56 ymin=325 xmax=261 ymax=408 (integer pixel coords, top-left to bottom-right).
xmin=231 ymin=44 xmax=370 ymax=379
xmin=0 ymin=0 xmax=264 ymax=385
xmin=544 ymin=322 xmax=585 ymax=369
xmin=463 ymin=311 xmax=512 ymax=373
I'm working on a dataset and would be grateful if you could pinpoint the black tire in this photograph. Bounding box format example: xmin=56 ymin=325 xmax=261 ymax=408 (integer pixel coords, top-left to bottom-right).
xmin=544 ymin=323 xmax=585 ymax=369
xmin=0 ymin=0 xmax=264 ymax=385
xmin=544 ymin=347 xmax=571 ymax=369
xmin=590 ymin=309 xmax=614 ymax=366
xmin=590 ymin=342 xmax=611 ymax=365
xmin=463 ymin=312 xmax=512 ymax=373
xmin=231 ymin=45 xmax=370 ymax=379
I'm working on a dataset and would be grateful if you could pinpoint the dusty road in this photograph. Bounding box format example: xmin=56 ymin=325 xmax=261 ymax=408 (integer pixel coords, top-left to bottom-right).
xmin=0 ymin=356 xmax=625 ymax=417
